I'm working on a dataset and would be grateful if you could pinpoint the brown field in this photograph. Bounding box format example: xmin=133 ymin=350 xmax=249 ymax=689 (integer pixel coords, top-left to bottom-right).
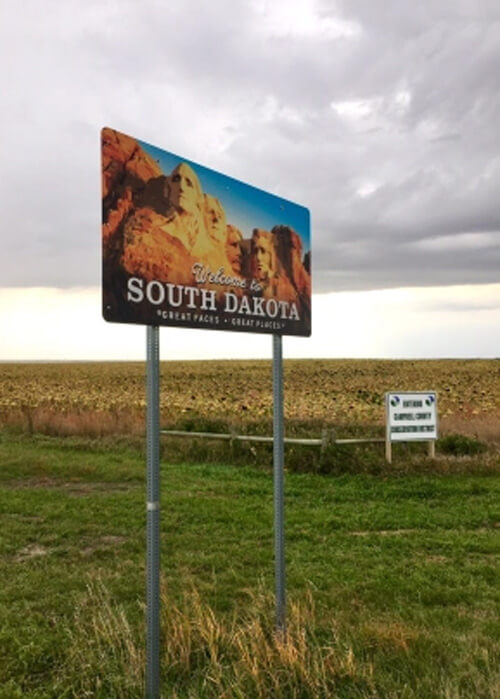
xmin=1 ymin=359 xmax=499 ymax=442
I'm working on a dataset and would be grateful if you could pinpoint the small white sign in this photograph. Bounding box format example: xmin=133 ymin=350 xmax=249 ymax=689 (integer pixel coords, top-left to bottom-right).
xmin=386 ymin=392 xmax=438 ymax=442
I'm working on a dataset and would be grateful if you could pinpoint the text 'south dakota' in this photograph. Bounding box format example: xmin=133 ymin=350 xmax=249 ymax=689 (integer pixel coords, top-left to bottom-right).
xmin=126 ymin=277 xmax=300 ymax=320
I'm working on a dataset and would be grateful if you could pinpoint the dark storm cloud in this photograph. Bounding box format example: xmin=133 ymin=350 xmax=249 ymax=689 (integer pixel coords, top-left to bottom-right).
xmin=314 ymin=236 xmax=500 ymax=292
xmin=1 ymin=0 xmax=499 ymax=291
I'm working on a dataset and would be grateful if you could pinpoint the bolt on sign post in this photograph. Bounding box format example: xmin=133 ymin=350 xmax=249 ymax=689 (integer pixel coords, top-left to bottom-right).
xmin=101 ymin=127 xmax=311 ymax=695
xmin=385 ymin=392 xmax=438 ymax=463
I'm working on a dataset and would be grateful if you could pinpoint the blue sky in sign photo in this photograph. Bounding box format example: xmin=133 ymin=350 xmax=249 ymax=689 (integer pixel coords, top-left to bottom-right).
xmin=138 ymin=136 xmax=311 ymax=252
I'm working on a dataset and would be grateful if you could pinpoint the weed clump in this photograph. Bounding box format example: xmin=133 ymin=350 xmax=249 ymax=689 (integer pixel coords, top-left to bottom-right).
xmin=437 ymin=434 xmax=487 ymax=456
xmin=175 ymin=415 xmax=230 ymax=434
xmin=55 ymin=577 xmax=377 ymax=698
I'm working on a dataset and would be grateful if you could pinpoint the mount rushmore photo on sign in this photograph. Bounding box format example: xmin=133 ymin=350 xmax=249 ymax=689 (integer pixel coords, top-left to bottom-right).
xmin=101 ymin=127 xmax=311 ymax=336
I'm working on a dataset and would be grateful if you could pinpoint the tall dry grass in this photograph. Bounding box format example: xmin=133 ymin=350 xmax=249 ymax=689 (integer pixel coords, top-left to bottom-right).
xmin=53 ymin=575 xmax=499 ymax=697
xmin=55 ymin=576 xmax=376 ymax=698
xmin=440 ymin=414 xmax=500 ymax=444
xmin=2 ymin=397 xmax=499 ymax=446
xmin=0 ymin=406 xmax=145 ymax=438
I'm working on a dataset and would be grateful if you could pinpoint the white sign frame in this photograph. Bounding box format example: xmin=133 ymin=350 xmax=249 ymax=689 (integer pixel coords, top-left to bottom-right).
xmin=385 ymin=391 xmax=438 ymax=462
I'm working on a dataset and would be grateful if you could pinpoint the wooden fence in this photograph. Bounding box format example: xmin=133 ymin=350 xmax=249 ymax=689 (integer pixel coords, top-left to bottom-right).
xmin=160 ymin=429 xmax=385 ymax=450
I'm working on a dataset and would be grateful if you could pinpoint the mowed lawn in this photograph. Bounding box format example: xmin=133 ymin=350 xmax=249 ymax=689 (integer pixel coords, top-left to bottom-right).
xmin=0 ymin=433 xmax=499 ymax=698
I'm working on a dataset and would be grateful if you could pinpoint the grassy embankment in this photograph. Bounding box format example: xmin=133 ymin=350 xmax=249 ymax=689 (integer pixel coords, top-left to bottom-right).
xmin=0 ymin=360 xmax=499 ymax=696
xmin=0 ymin=431 xmax=499 ymax=698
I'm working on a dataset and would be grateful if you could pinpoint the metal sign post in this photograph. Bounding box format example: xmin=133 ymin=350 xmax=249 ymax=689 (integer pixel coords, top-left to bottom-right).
xmin=102 ymin=128 xmax=311 ymax=686
xmin=146 ymin=326 xmax=161 ymax=698
xmin=272 ymin=334 xmax=286 ymax=635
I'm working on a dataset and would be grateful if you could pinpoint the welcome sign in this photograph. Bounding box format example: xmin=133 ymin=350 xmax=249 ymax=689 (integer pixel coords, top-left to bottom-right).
xmin=101 ymin=127 xmax=311 ymax=336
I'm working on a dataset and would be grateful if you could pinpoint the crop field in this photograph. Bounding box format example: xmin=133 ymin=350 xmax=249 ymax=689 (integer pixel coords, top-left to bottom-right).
xmin=1 ymin=359 xmax=500 ymax=443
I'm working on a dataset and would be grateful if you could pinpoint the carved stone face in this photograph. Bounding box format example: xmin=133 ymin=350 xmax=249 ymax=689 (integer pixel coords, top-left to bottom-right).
xmin=169 ymin=163 xmax=201 ymax=214
xmin=252 ymin=230 xmax=274 ymax=281
xmin=204 ymin=195 xmax=226 ymax=243
xmin=225 ymin=225 xmax=243 ymax=274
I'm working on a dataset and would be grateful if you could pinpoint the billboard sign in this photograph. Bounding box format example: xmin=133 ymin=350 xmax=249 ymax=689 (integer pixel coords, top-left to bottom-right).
xmin=101 ymin=127 xmax=311 ymax=336
xmin=386 ymin=392 xmax=438 ymax=441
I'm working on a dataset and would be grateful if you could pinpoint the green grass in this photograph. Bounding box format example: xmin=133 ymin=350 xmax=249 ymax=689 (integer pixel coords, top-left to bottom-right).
xmin=0 ymin=432 xmax=499 ymax=697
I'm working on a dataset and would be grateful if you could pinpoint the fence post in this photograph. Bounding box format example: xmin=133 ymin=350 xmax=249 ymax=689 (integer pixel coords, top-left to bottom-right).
xmin=385 ymin=437 xmax=392 ymax=463
xmin=385 ymin=393 xmax=392 ymax=463
xmin=321 ymin=427 xmax=333 ymax=457
xmin=229 ymin=425 xmax=237 ymax=452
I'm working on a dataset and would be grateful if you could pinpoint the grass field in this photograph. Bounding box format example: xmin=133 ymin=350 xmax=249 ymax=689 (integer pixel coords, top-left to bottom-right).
xmin=0 ymin=360 xmax=499 ymax=696
xmin=0 ymin=434 xmax=499 ymax=697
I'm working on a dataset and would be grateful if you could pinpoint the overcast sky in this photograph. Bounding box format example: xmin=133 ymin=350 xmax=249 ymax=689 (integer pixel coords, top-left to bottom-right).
xmin=1 ymin=0 xmax=499 ymax=359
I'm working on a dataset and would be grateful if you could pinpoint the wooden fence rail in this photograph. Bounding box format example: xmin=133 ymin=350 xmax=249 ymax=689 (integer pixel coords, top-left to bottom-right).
xmin=160 ymin=429 xmax=385 ymax=447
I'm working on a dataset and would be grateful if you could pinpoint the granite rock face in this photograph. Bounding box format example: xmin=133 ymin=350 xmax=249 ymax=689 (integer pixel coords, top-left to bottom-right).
xmin=102 ymin=128 xmax=161 ymax=200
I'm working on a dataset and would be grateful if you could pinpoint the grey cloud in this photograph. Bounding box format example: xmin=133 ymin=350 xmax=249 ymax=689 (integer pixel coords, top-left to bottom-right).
xmin=1 ymin=0 xmax=499 ymax=293
xmin=429 ymin=134 xmax=461 ymax=143
xmin=313 ymin=234 xmax=500 ymax=292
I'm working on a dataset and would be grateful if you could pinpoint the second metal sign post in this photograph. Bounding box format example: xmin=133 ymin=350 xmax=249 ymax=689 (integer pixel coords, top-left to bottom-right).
xmin=273 ymin=333 xmax=286 ymax=636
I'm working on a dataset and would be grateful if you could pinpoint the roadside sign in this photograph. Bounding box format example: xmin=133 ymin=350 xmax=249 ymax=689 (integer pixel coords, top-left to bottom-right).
xmin=386 ymin=392 xmax=438 ymax=441
xmin=100 ymin=126 xmax=307 ymax=696
xmin=101 ymin=127 xmax=311 ymax=336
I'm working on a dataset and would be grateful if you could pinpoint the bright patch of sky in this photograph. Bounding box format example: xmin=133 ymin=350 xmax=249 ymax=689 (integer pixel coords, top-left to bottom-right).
xmin=331 ymin=90 xmax=411 ymax=122
xmin=255 ymin=0 xmax=361 ymax=39
xmin=2 ymin=285 xmax=499 ymax=361
xmin=356 ymin=181 xmax=380 ymax=198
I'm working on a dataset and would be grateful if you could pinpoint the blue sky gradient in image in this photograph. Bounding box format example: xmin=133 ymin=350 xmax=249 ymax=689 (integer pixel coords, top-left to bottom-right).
xmin=137 ymin=134 xmax=311 ymax=254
